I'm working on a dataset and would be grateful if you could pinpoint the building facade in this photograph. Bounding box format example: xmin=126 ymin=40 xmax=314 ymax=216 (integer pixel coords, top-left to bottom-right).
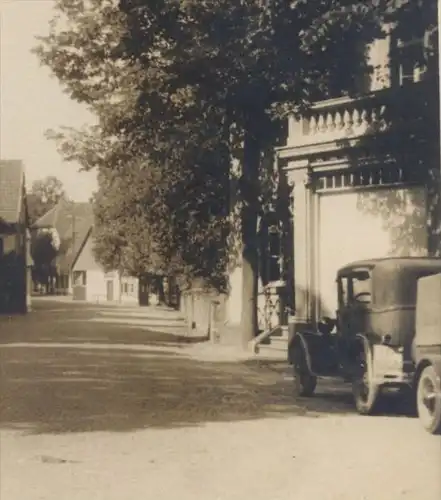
xmin=71 ymin=230 xmax=139 ymax=304
xmin=176 ymin=6 xmax=440 ymax=347
xmin=0 ymin=160 xmax=32 ymax=314
xmin=271 ymin=8 xmax=440 ymax=343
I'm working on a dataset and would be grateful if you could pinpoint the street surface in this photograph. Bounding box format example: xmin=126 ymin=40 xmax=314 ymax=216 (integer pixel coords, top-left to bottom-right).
xmin=1 ymin=298 xmax=440 ymax=500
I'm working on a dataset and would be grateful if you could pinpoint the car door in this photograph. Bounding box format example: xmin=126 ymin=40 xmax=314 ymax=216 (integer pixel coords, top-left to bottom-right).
xmin=337 ymin=268 xmax=372 ymax=366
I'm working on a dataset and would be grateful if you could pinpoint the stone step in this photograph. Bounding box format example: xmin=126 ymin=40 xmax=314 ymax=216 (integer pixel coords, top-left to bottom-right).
xmin=270 ymin=326 xmax=289 ymax=339
xmin=268 ymin=334 xmax=289 ymax=349
xmin=254 ymin=325 xmax=288 ymax=359
xmin=255 ymin=343 xmax=288 ymax=360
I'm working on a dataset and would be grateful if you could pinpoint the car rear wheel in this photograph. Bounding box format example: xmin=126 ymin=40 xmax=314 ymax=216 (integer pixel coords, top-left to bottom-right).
xmin=352 ymin=342 xmax=380 ymax=415
xmin=292 ymin=342 xmax=317 ymax=397
xmin=417 ymin=365 xmax=441 ymax=435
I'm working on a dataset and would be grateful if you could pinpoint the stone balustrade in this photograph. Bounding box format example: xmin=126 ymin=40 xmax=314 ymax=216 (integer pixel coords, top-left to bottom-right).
xmin=287 ymin=93 xmax=391 ymax=147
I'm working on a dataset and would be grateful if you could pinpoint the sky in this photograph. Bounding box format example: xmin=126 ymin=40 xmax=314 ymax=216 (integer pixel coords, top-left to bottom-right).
xmin=0 ymin=0 xmax=98 ymax=202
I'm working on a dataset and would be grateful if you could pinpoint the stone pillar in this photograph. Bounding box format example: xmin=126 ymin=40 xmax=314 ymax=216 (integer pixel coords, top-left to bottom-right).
xmin=286 ymin=160 xmax=315 ymax=338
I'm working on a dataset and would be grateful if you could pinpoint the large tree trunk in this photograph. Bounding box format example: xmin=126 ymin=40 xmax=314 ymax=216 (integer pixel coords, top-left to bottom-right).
xmin=240 ymin=127 xmax=260 ymax=348
xmin=138 ymin=274 xmax=150 ymax=306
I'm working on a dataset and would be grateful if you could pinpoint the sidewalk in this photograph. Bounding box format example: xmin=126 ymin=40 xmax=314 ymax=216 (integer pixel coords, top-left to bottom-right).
xmin=33 ymin=294 xmax=179 ymax=309
xmin=20 ymin=297 xmax=280 ymax=362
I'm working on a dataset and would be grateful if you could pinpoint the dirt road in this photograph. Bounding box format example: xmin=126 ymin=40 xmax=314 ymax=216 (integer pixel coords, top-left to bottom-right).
xmin=1 ymin=299 xmax=439 ymax=500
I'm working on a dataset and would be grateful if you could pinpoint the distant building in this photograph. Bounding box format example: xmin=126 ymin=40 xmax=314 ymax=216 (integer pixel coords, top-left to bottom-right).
xmin=0 ymin=160 xmax=32 ymax=313
xmin=32 ymin=198 xmax=94 ymax=294
xmin=33 ymin=199 xmax=139 ymax=304
xmin=71 ymin=227 xmax=138 ymax=304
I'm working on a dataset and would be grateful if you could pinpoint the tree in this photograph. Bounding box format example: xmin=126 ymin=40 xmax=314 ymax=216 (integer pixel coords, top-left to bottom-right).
xmin=117 ymin=0 xmax=391 ymax=345
xmin=31 ymin=230 xmax=59 ymax=292
xmin=35 ymin=0 xmax=405 ymax=346
xmin=27 ymin=175 xmax=66 ymax=223
xmin=92 ymin=150 xmax=228 ymax=298
xmin=92 ymin=162 xmax=167 ymax=278
xmin=27 ymin=175 xmax=65 ymax=292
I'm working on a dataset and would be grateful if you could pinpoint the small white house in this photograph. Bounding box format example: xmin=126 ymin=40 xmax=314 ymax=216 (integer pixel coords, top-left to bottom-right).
xmin=71 ymin=228 xmax=138 ymax=304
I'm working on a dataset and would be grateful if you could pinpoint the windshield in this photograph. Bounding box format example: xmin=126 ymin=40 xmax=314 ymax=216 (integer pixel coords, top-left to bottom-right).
xmin=339 ymin=268 xmax=372 ymax=306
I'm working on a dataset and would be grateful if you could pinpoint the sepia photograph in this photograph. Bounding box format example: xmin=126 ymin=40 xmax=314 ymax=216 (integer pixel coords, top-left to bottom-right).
xmin=0 ymin=0 xmax=440 ymax=498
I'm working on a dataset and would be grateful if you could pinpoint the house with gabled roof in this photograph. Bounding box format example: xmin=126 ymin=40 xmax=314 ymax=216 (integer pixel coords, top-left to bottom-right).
xmin=32 ymin=198 xmax=95 ymax=294
xmin=0 ymin=160 xmax=32 ymax=313
xmin=71 ymin=227 xmax=139 ymax=303
xmin=33 ymin=199 xmax=139 ymax=303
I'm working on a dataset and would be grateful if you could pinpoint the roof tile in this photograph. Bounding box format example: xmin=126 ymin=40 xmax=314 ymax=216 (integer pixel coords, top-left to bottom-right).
xmin=0 ymin=160 xmax=24 ymax=225
xmin=34 ymin=199 xmax=95 ymax=273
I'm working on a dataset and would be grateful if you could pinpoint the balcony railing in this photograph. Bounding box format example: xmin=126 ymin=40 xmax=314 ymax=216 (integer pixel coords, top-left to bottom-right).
xmin=286 ymin=81 xmax=434 ymax=149
xmin=287 ymin=94 xmax=390 ymax=147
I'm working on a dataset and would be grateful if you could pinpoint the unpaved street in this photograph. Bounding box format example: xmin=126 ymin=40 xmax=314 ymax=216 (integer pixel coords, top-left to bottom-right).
xmin=1 ymin=299 xmax=440 ymax=500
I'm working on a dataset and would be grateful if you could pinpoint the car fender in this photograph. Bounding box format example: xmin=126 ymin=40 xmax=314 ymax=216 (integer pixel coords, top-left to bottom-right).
xmin=288 ymin=332 xmax=315 ymax=373
xmin=354 ymin=332 xmax=376 ymax=348
xmin=414 ymin=356 xmax=441 ymax=386
xmin=288 ymin=330 xmax=331 ymax=376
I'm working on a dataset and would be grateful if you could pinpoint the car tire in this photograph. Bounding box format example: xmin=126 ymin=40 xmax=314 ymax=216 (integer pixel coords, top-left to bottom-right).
xmin=292 ymin=341 xmax=317 ymax=397
xmin=417 ymin=365 xmax=441 ymax=435
xmin=352 ymin=341 xmax=380 ymax=415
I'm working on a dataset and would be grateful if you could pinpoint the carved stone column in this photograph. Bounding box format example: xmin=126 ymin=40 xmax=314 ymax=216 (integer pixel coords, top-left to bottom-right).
xmin=285 ymin=160 xmax=315 ymax=338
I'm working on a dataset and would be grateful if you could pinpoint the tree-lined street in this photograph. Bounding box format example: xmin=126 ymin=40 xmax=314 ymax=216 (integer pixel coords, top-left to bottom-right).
xmin=34 ymin=0 xmax=421 ymax=343
xmin=1 ymin=299 xmax=440 ymax=500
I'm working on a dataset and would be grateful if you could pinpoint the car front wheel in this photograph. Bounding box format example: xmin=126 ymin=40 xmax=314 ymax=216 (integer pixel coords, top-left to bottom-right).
xmin=417 ymin=365 xmax=441 ymax=435
xmin=352 ymin=342 xmax=380 ymax=415
xmin=292 ymin=342 xmax=317 ymax=397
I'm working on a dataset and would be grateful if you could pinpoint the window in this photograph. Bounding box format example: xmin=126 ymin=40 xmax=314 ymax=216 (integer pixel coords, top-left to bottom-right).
xmin=268 ymin=225 xmax=281 ymax=283
xmin=121 ymin=283 xmax=128 ymax=294
xmin=258 ymin=211 xmax=283 ymax=286
xmin=350 ymin=270 xmax=372 ymax=305
xmin=392 ymin=25 xmax=438 ymax=86
xmin=338 ymin=277 xmax=349 ymax=307
xmin=73 ymin=271 xmax=86 ymax=286
xmin=397 ymin=40 xmax=426 ymax=85
xmin=339 ymin=270 xmax=372 ymax=306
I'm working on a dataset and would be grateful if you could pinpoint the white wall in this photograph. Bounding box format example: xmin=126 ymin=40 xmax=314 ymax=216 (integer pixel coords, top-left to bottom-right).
xmin=120 ymin=276 xmax=138 ymax=304
xmin=85 ymin=269 xmax=108 ymax=303
xmin=227 ymin=265 xmax=243 ymax=325
xmin=317 ymin=186 xmax=428 ymax=316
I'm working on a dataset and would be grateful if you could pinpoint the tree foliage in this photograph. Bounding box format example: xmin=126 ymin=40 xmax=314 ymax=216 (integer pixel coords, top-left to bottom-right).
xmin=92 ymin=161 xmax=167 ymax=278
xmin=35 ymin=0 xmax=405 ymax=342
xmin=27 ymin=175 xmax=66 ymax=224
xmin=31 ymin=230 xmax=59 ymax=291
xmin=27 ymin=176 xmax=65 ymax=291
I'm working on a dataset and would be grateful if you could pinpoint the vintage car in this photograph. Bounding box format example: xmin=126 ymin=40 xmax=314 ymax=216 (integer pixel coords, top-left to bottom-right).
xmin=413 ymin=272 xmax=441 ymax=434
xmin=288 ymin=257 xmax=441 ymax=424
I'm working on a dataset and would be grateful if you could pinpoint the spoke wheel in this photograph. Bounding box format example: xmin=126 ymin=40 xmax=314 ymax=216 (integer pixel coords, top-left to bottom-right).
xmin=352 ymin=342 xmax=380 ymax=415
xmin=292 ymin=342 xmax=317 ymax=397
xmin=417 ymin=366 xmax=441 ymax=435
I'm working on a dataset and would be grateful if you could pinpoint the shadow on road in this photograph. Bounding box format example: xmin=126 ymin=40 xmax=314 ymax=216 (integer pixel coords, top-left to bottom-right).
xmin=0 ymin=299 xmax=413 ymax=435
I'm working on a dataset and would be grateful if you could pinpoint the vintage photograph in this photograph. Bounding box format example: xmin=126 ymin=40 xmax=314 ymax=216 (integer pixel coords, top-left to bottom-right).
xmin=1 ymin=0 xmax=440 ymax=498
